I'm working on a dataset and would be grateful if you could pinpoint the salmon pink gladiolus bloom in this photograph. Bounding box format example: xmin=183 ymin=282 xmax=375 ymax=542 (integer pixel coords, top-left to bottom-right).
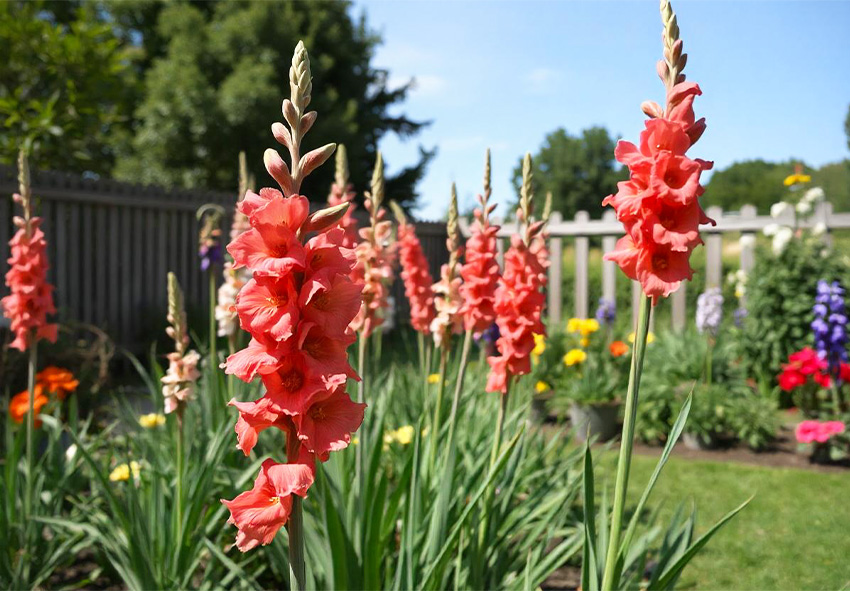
xmin=603 ymin=72 xmax=715 ymax=303
xmin=222 ymin=458 xmax=315 ymax=551
xmin=2 ymin=154 xmax=58 ymax=351
xmin=395 ymin=216 xmax=435 ymax=334
xmin=222 ymin=45 xmax=365 ymax=552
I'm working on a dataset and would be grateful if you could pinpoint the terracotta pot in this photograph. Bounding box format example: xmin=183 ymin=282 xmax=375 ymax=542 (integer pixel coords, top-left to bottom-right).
xmin=569 ymin=401 xmax=620 ymax=442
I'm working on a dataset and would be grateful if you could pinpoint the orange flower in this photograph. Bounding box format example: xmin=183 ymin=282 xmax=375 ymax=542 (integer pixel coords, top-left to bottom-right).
xmin=36 ymin=366 xmax=79 ymax=400
xmin=9 ymin=385 xmax=49 ymax=425
xmin=609 ymin=341 xmax=629 ymax=357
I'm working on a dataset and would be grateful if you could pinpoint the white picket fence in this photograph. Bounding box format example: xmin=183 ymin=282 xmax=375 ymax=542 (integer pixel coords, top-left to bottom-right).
xmin=460 ymin=201 xmax=849 ymax=331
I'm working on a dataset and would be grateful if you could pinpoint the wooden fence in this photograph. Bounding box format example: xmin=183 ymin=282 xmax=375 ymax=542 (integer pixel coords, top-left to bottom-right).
xmin=2 ymin=162 xmax=847 ymax=348
xmin=0 ymin=165 xmax=453 ymax=349
xmin=0 ymin=165 xmax=236 ymax=349
xmin=461 ymin=201 xmax=849 ymax=331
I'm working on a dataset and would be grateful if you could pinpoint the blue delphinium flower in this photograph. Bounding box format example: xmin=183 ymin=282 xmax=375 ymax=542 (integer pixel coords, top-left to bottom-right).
xmin=812 ymin=280 xmax=848 ymax=382
xmin=595 ymin=298 xmax=616 ymax=326
xmin=696 ymin=287 xmax=723 ymax=336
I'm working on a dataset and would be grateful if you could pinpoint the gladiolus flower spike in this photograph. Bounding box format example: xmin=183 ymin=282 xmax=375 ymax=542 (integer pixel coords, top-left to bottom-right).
xmin=602 ymin=0 xmax=715 ymax=305
xmin=391 ymin=201 xmax=435 ymax=335
xmin=459 ymin=149 xmax=502 ymax=336
xmin=2 ymin=150 xmax=58 ymax=351
xmin=221 ymin=41 xmax=366 ymax=558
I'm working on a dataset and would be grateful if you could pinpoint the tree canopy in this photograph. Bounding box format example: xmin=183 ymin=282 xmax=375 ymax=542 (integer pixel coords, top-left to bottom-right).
xmin=1 ymin=0 xmax=433 ymax=209
xmin=511 ymin=127 xmax=626 ymax=219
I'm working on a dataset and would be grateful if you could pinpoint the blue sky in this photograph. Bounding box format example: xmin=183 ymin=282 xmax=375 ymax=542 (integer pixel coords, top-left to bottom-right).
xmin=351 ymin=0 xmax=850 ymax=219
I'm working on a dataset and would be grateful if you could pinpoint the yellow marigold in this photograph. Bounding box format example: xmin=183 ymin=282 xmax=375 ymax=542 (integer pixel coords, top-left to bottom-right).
xmin=627 ymin=331 xmax=656 ymax=344
xmin=427 ymin=373 xmax=441 ymax=384
xmin=532 ymin=333 xmax=546 ymax=356
xmin=535 ymin=381 xmax=550 ymax=393
xmin=566 ymin=318 xmax=582 ymax=333
xmin=109 ymin=461 xmax=141 ymax=482
xmin=580 ymin=337 xmax=589 ymax=348
xmin=783 ymin=173 xmax=811 ymax=186
xmin=138 ymin=413 xmax=166 ymax=428
xmin=564 ymin=349 xmax=587 ymax=366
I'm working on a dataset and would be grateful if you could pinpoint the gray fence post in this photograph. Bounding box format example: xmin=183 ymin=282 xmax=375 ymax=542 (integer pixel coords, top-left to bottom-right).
xmin=574 ymin=211 xmax=589 ymax=319
xmin=705 ymin=205 xmax=724 ymax=289
xmin=601 ymin=210 xmax=617 ymax=307
xmin=547 ymin=211 xmax=563 ymax=328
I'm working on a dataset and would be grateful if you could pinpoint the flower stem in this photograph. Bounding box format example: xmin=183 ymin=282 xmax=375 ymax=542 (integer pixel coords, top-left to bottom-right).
xmin=356 ymin=331 xmax=368 ymax=486
xmin=176 ymin=411 xmax=184 ymax=538
xmin=288 ymin=496 xmax=306 ymax=591
xmin=23 ymin=340 xmax=37 ymax=579
xmin=208 ymin=270 xmax=217 ymax=372
xmin=429 ymin=346 xmax=449 ymax=473
xmin=601 ymin=294 xmax=652 ymax=591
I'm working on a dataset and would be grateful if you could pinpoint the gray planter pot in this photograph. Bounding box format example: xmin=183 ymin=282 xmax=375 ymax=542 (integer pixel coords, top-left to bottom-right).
xmin=569 ymin=402 xmax=620 ymax=442
xmin=529 ymin=393 xmax=552 ymax=424
xmin=682 ymin=431 xmax=720 ymax=451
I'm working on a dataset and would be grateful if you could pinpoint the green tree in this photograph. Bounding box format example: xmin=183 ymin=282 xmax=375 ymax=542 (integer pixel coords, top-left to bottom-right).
xmin=701 ymin=159 xmax=800 ymax=214
xmin=812 ymin=160 xmax=850 ymax=212
xmin=511 ymin=127 xmax=626 ymax=219
xmin=0 ymin=1 xmax=135 ymax=173
xmin=112 ymin=0 xmax=433 ymax=208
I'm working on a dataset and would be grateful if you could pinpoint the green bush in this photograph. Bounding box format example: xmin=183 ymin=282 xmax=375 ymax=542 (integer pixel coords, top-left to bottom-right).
xmin=738 ymin=237 xmax=848 ymax=385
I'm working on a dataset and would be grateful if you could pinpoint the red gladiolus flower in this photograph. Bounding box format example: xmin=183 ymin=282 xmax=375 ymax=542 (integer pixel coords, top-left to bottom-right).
xmin=603 ymin=57 xmax=714 ymax=304
xmin=396 ymin=220 xmax=435 ymax=334
xmin=2 ymin=194 xmax=58 ymax=350
xmin=487 ymin=235 xmax=546 ymax=394
xmin=222 ymin=458 xmax=315 ymax=551
xmin=459 ymin=178 xmax=501 ymax=335
xmin=222 ymin=47 xmax=365 ymax=552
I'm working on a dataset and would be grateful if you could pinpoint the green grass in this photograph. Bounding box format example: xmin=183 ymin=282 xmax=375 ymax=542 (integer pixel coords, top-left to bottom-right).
xmin=621 ymin=455 xmax=850 ymax=590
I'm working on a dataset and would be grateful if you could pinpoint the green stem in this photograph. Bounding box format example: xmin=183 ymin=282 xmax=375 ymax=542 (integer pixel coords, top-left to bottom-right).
xmin=429 ymin=346 xmax=449 ymax=473
xmin=209 ymin=270 xmax=217 ymax=371
xmin=288 ymin=496 xmax=306 ymax=591
xmin=176 ymin=411 xmax=184 ymax=538
xmin=476 ymin=382 xmax=509 ymax=588
xmin=23 ymin=340 xmax=37 ymax=580
xmin=705 ymin=335 xmax=713 ymax=386
xmin=600 ymin=295 xmax=652 ymax=591
xmin=446 ymin=330 xmax=473 ymax=448
xmin=356 ymin=331 xmax=368 ymax=486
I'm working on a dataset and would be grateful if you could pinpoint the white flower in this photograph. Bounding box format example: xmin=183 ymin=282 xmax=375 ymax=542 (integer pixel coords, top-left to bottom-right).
xmin=772 ymin=226 xmax=794 ymax=254
xmin=803 ymin=187 xmax=824 ymax=203
xmin=65 ymin=444 xmax=78 ymax=462
xmin=770 ymin=201 xmax=791 ymax=219
xmin=812 ymin=222 xmax=827 ymax=236
xmin=735 ymin=269 xmax=748 ymax=284
xmin=739 ymin=234 xmax=756 ymax=248
xmin=763 ymin=223 xmax=780 ymax=237
xmin=796 ymin=200 xmax=812 ymax=215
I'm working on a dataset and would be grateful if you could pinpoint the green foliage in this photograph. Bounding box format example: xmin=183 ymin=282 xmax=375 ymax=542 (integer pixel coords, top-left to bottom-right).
xmin=738 ymin=238 xmax=849 ymax=384
xmin=111 ymin=1 xmax=433 ymax=209
xmin=703 ymin=158 xmax=850 ymax=213
xmin=0 ymin=1 xmax=135 ymax=173
xmin=0 ymin=397 xmax=95 ymax=589
xmin=511 ymin=127 xmax=627 ymax=219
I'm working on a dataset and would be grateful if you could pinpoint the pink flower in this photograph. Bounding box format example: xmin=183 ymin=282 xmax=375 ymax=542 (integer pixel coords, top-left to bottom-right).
xmin=295 ymin=384 xmax=366 ymax=460
xmin=459 ymin=180 xmax=501 ymax=335
xmin=795 ymin=420 xmax=846 ymax=444
xmin=396 ymin=220 xmax=435 ymax=334
xmin=221 ymin=458 xmax=314 ymax=551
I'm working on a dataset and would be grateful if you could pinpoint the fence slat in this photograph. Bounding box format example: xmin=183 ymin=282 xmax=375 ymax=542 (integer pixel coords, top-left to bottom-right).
xmin=601 ymin=210 xmax=617 ymax=306
xmin=574 ymin=211 xmax=589 ymax=319
xmin=547 ymin=212 xmax=563 ymax=328
xmin=672 ymin=282 xmax=686 ymax=332
xmin=705 ymin=206 xmax=724 ymax=288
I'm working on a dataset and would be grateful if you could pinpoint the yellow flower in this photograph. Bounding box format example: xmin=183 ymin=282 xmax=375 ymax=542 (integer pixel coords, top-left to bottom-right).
xmin=109 ymin=461 xmax=141 ymax=482
xmin=627 ymin=332 xmax=656 ymax=344
xmin=580 ymin=337 xmax=589 ymax=348
xmin=567 ymin=318 xmax=600 ymax=337
xmin=532 ymin=333 xmax=546 ymax=357
xmin=563 ymin=349 xmax=587 ymax=366
xmin=427 ymin=373 xmax=441 ymax=384
xmin=535 ymin=381 xmax=550 ymax=393
xmin=352 ymin=436 xmax=360 ymax=446
xmin=395 ymin=425 xmax=415 ymax=445
xmin=139 ymin=413 xmax=166 ymax=428
xmin=783 ymin=173 xmax=811 ymax=186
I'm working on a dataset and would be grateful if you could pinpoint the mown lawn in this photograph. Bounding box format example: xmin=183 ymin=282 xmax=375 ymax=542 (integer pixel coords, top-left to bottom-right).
xmin=620 ymin=455 xmax=850 ymax=590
